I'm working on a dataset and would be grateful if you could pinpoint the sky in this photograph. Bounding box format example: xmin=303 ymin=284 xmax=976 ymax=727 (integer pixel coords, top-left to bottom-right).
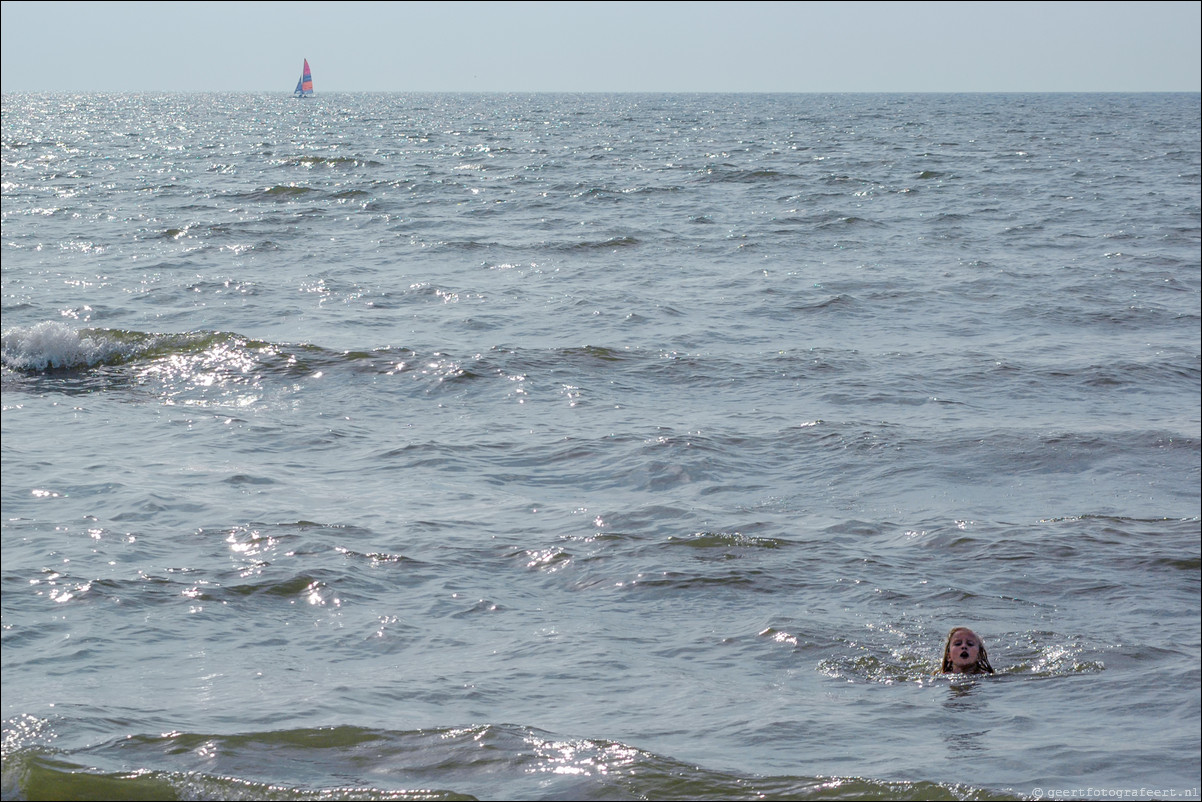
xmin=1 ymin=0 xmax=1199 ymax=93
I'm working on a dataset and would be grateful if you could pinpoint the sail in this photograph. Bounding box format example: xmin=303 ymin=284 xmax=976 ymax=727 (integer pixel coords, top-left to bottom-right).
xmin=294 ymin=59 xmax=313 ymax=97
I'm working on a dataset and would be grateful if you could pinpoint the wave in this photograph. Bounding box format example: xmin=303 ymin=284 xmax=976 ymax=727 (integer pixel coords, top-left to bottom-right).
xmin=237 ymin=184 xmax=320 ymax=200
xmin=558 ymin=235 xmax=640 ymax=251
xmin=699 ymin=166 xmax=797 ymax=184
xmin=1 ymin=321 xmax=132 ymax=371
xmin=1 ymin=720 xmax=1016 ymax=801
xmin=0 ymin=323 xmax=435 ymax=383
xmin=283 ymin=155 xmax=384 ymax=169
xmin=0 ymin=322 xmax=290 ymax=373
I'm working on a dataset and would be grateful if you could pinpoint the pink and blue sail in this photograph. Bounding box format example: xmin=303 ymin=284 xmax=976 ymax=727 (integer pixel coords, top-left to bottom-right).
xmin=293 ymin=59 xmax=313 ymax=97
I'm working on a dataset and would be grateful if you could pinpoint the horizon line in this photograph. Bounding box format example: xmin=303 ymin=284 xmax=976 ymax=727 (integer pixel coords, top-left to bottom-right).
xmin=5 ymin=88 xmax=1201 ymax=95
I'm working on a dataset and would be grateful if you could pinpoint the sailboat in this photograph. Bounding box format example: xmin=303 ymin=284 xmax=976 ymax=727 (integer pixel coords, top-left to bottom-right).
xmin=293 ymin=59 xmax=313 ymax=98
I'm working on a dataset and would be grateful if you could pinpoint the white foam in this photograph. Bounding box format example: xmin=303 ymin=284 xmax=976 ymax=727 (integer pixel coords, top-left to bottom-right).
xmin=1 ymin=321 xmax=115 ymax=370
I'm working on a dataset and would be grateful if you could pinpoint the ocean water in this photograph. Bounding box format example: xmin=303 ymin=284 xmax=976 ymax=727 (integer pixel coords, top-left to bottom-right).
xmin=2 ymin=91 xmax=1199 ymax=801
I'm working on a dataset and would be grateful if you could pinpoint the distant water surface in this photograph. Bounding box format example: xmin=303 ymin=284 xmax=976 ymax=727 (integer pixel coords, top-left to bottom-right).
xmin=2 ymin=92 xmax=1200 ymax=801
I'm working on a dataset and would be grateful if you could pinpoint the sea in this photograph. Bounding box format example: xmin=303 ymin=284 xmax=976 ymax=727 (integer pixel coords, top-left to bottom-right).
xmin=2 ymin=91 xmax=1199 ymax=801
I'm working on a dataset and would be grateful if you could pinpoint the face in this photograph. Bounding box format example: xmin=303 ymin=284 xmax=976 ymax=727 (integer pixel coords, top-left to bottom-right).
xmin=948 ymin=629 xmax=981 ymax=672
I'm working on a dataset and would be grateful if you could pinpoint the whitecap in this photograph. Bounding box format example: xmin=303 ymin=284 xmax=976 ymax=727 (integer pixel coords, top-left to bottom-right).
xmin=1 ymin=321 xmax=117 ymax=371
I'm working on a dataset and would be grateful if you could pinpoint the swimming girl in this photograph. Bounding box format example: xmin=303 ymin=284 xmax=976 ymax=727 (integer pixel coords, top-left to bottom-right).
xmin=937 ymin=627 xmax=994 ymax=674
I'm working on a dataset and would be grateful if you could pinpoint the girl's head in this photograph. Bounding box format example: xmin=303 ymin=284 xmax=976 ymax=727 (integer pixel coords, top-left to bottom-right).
xmin=940 ymin=627 xmax=994 ymax=674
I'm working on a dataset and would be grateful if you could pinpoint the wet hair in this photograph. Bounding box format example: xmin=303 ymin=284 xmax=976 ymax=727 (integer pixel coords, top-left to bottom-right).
xmin=938 ymin=627 xmax=995 ymax=674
